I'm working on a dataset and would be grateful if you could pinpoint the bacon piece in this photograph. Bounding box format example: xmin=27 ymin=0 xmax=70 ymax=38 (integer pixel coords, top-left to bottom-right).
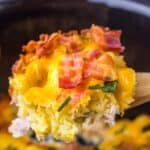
xmin=12 ymin=59 xmax=24 ymax=74
xmin=22 ymin=34 xmax=49 ymax=53
xmin=22 ymin=40 xmax=38 ymax=52
xmin=22 ymin=33 xmax=61 ymax=57
xmin=90 ymin=25 xmax=124 ymax=52
xmin=11 ymin=54 xmax=34 ymax=74
xmin=60 ymin=33 xmax=83 ymax=53
xmin=36 ymin=33 xmax=61 ymax=57
xmin=12 ymin=55 xmax=27 ymax=74
xmin=83 ymin=58 xmax=103 ymax=80
xmin=83 ymin=54 xmax=116 ymax=80
xmin=105 ymin=30 xmax=124 ymax=52
xmin=59 ymin=53 xmax=84 ymax=88
xmin=70 ymin=87 xmax=88 ymax=105
xmin=39 ymin=33 xmax=49 ymax=41
xmin=59 ymin=52 xmax=116 ymax=88
xmin=86 ymin=49 xmax=100 ymax=59
xmin=91 ymin=25 xmax=105 ymax=48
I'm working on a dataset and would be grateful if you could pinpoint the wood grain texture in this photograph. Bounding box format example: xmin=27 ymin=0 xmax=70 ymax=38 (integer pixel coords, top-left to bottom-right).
xmin=130 ymin=72 xmax=150 ymax=108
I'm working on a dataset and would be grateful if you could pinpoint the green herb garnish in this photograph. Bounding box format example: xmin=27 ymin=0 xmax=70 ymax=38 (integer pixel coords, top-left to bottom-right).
xmin=142 ymin=124 xmax=150 ymax=132
xmin=58 ymin=96 xmax=71 ymax=112
xmin=89 ymin=80 xmax=118 ymax=92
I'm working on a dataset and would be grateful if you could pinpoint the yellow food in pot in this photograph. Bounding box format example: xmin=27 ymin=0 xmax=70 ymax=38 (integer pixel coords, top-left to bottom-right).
xmin=99 ymin=115 xmax=150 ymax=150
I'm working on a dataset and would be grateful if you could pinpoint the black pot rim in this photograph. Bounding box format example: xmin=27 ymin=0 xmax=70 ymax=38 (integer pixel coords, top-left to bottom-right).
xmin=0 ymin=0 xmax=150 ymax=18
xmin=88 ymin=0 xmax=150 ymax=18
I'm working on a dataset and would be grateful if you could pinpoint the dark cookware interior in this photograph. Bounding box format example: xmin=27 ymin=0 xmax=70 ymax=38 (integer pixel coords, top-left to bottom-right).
xmin=0 ymin=1 xmax=150 ymax=119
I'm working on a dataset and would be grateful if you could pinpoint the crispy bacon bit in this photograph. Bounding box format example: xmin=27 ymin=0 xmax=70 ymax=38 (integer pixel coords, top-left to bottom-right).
xmin=70 ymin=87 xmax=87 ymax=105
xmin=90 ymin=25 xmax=124 ymax=52
xmin=36 ymin=47 xmax=45 ymax=57
xmin=11 ymin=54 xmax=34 ymax=74
xmin=105 ymin=30 xmax=125 ymax=52
xmin=36 ymin=33 xmax=61 ymax=57
xmin=91 ymin=25 xmax=105 ymax=48
xmin=22 ymin=33 xmax=61 ymax=57
xmin=87 ymin=49 xmax=100 ymax=59
xmin=12 ymin=59 xmax=23 ymax=74
xmin=59 ymin=52 xmax=116 ymax=89
xmin=59 ymin=54 xmax=84 ymax=88
xmin=22 ymin=34 xmax=49 ymax=53
xmin=83 ymin=54 xmax=116 ymax=80
xmin=60 ymin=33 xmax=83 ymax=53
xmin=11 ymin=55 xmax=28 ymax=74
xmin=22 ymin=25 xmax=124 ymax=58
xmin=22 ymin=40 xmax=38 ymax=52
xmin=39 ymin=33 xmax=49 ymax=41
xmin=83 ymin=58 xmax=103 ymax=80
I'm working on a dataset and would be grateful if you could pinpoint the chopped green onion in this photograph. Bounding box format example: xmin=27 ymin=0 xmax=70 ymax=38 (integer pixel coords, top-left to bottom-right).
xmin=101 ymin=80 xmax=118 ymax=92
xmin=58 ymin=96 xmax=71 ymax=112
xmin=89 ymin=80 xmax=118 ymax=93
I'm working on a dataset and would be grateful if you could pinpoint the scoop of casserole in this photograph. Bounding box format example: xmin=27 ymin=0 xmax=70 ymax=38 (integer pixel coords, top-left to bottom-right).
xmin=9 ymin=25 xmax=135 ymax=143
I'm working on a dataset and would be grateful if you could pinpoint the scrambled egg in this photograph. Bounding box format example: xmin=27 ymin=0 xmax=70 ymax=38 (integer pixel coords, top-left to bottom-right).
xmin=9 ymin=25 xmax=135 ymax=142
xmin=99 ymin=115 xmax=150 ymax=150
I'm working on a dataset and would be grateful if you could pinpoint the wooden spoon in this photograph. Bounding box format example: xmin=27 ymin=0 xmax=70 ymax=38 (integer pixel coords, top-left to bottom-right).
xmin=130 ymin=72 xmax=150 ymax=108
